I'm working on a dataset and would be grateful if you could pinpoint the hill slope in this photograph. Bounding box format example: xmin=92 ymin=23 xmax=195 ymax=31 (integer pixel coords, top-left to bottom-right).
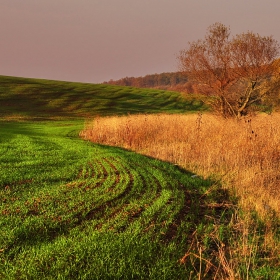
xmin=0 ymin=75 xmax=207 ymax=120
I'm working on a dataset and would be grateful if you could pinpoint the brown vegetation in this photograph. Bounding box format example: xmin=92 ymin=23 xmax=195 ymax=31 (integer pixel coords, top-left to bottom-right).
xmin=178 ymin=23 xmax=280 ymax=118
xmin=103 ymin=72 xmax=189 ymax=90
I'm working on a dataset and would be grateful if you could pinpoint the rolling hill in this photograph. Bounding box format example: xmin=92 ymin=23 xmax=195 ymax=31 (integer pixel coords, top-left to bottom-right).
xmin=0 ymin=75 xmax=207 ymax=120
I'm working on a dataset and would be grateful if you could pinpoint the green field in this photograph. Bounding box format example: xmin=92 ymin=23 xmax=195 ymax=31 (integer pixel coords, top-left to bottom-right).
xmin=0 ymin=120 xmax=227 ymax=279
xmin=0 ymin=75 xmax=207 ymax=120
xmin=0 ymin=76 xmax=278 ymax=279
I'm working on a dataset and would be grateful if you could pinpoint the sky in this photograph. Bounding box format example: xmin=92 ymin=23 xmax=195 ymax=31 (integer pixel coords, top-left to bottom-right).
xmin=1 ymin=0 xmax=280 ymax=83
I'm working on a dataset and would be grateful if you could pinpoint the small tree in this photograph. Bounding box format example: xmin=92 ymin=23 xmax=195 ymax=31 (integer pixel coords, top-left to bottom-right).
xmin=178 ymin=23 xmax=280 ymax=117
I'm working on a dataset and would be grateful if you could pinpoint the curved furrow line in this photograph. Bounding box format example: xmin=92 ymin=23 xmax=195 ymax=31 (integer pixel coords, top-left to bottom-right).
xmin=92 ymin=157 xmax=178 ymax=234
xmin=2 ymin=152 xmax=191 ymax=246
xmin=2 ymin=158 xmax=126 ymax=248
xmin=95 ymin=173 xmax=147 ymax=232
xmin=82 ymin=157 xmax=135 ymax=224
xmin=85 ymin=157 xmax=164 ymax=232
xmin=70 ymin=158 xmax=108 ymax=189
xmin=118 ymin=160 xmax=191 ymax=239
xmin=13 ymin=154 xmax=189 ymax=242
xmin=57 ymin=156 xmax=135 ymax=230
xmin=6 ymin=159 xmax=120 ymax=235
xmin=67 ymin=156 xmax=131 ymax=195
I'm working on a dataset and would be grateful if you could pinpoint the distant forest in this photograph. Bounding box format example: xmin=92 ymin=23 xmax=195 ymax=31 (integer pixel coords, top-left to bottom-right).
xmin=103 ymin=72 xmax=196 ymax=93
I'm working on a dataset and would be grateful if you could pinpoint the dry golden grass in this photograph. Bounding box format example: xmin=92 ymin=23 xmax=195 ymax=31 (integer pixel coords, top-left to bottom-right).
xmin=81 ymin=113 xmax=280 ymax=219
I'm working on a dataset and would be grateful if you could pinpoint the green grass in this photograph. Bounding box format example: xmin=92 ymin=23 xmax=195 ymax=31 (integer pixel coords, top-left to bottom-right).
xmin=0 ymin=120 xmax=233 ymax=279
xmin=0 ymin=75 xmax=207 ymax=120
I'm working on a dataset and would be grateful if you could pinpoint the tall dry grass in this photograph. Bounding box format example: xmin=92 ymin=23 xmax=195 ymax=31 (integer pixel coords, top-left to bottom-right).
xmin=81 ymin=113 xmax=280 ymax=219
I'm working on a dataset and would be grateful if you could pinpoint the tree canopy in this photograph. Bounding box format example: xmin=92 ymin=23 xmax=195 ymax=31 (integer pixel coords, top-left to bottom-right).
xmin=178 ymin=23 xmax=280 ymax=117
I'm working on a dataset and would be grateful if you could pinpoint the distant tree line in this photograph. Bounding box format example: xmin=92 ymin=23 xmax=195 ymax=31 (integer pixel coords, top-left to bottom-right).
xmin=103 ymin=72 xmax=221 ymax=95
xmin=103 ymin=72 xmax=191 ymax=91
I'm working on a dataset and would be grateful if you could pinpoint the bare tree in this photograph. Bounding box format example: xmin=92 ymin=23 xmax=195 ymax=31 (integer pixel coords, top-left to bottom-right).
xmin=178 ymin=23 xmax=280 ymax=118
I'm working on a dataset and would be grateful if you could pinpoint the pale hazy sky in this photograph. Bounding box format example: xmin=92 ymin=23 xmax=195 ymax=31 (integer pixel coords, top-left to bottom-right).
xmin=1 ymin=0 xmax=280 ymax=83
